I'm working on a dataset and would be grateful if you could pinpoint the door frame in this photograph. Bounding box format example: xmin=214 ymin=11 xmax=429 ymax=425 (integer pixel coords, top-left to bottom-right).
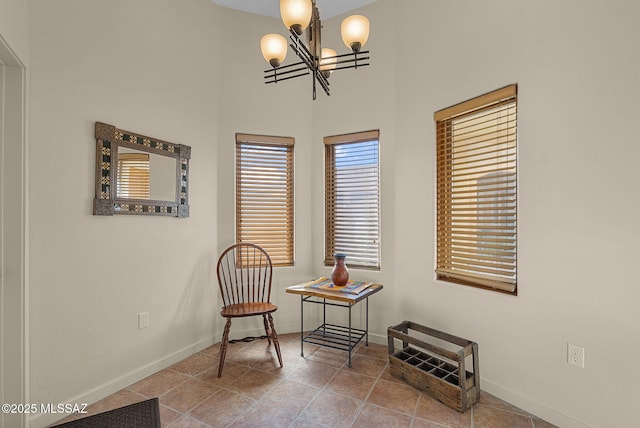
xmin=0 ymin=34 xmax=28 ymax=428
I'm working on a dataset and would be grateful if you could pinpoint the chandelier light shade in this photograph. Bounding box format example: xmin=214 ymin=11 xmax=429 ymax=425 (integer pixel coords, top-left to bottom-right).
xmin=280 ymin=0 xmax=313 ymax=35
xmin=260 ymin=34 xmax=288 ymax=68
xmin=262 ymin=0 xmax=371 ymax=99
xmin=320 ymin=48 xmax=338 ymax=78
xmin=341 ymin=15 xmax=370 ymax=52
xmin=320 ymin=48 xmax=337 ymax=71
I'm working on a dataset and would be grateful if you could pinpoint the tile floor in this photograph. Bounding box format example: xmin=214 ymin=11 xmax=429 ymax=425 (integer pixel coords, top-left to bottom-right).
xmin=51 ymin=333 xmax=556 ymax=427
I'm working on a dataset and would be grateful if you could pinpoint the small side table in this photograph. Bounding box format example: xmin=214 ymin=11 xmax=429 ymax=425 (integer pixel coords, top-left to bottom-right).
xmin=285 ymin=281 xmax=383 ymax=367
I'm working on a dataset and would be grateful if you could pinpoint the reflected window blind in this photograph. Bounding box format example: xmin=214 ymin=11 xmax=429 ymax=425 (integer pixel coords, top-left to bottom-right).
xmin=324 ymin=130 xmax=380 ymax=270
xmin=435 ymin=85 xmax=517 ymax=293
xmin=117 ymin=153 xmax=150 ymax=199
xmin=236 ymin=134 xmax=294 ymax=267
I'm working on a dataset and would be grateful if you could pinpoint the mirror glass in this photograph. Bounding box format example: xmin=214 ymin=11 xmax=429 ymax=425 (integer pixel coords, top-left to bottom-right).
xmin=116 ymin=147 xmax=177 ymax=201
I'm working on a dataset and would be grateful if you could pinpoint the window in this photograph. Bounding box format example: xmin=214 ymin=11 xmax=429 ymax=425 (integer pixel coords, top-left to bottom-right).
xmin=324 ymin=130 xmax=380 ymax=270
xmin=236 ymin=133 xmax=294 ymax=266
xmin=117 ymin=152 xmax=150 ymax=199
xmin=435 ymin=85 xmax=517 ymax=294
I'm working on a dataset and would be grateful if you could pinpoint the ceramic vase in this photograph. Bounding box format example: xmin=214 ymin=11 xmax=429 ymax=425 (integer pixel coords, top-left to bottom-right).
xmin=331 ymin=253 xmax=349 ymax=286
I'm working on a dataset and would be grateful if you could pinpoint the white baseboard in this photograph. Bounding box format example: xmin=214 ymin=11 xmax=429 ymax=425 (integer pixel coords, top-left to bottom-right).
xmin=30 ymin=324 xmax=303 ymax=428
xmin=31 ymin=328 xmax=586 ymax=428
xmin=369 ymin=331 xmax=588 ymax=428
xmin=479 ymin=378 xmax=590 ymax=428
xmin=30 ymin=335 xmax=218 ymax=428
xmin=366 ymin=332 xmax=388 ymax=345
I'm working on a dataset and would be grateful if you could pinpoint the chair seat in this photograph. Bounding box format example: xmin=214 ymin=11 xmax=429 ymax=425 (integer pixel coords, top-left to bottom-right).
xmin=221 ymin=302 xmax=278 ymax=318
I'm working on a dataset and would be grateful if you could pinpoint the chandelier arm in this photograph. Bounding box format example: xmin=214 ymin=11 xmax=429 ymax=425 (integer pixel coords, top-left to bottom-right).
xmin=326 ymin=50 xmax=370 ymax=60
xmin=290 ymin=46 xmax=315 ymax=71
xmin=312 ymin=72 xmax=316 ymax=100
xmin=265 ymin=71 xmax=311 ymax=84
xmin=332 ymin=63 xmax=370 ymax=72
xmin=288 ymin=28 xmax=331 ymax=98
xmin=263 ymin=65 xmax=309 ymax=79
xmin=331 ymin=56 xmax=370 ymax=68
xmin=314 ymin=67 xmax=329 ymax=89
xmin=289 ymin=30 xmax=315 ymax=67
xmin=263 ymin=60 xmax=307 ymax=74
xmin=315 ymin=70 xmax=330 ymax=96
xmin=313 ymin=61 xmax=329 ymax=89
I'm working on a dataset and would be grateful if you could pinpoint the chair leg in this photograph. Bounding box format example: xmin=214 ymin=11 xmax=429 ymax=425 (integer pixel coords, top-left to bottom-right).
xmin=218 ymin=318 xmax=232 ymax=378
xmin=262 ymin=314 xmax=272 ymax=345
xmin=267 ymin=313 xmax=283 ymax=368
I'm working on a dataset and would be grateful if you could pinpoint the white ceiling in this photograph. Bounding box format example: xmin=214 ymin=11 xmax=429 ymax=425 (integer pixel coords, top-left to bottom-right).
xmin=211 ymin=0 xmax=377 ymax=20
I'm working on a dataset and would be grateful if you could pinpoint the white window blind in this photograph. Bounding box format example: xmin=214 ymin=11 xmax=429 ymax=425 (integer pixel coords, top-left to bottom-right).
xmin=236 ymin=133 xmax=294 ymax=267
xmin=117 ymin=152 xmax=150 ymax=199
xmin=435 ymin=85 xmax=517 ymax=293
xmin=324 ymin=130 xmax=380 ymax=270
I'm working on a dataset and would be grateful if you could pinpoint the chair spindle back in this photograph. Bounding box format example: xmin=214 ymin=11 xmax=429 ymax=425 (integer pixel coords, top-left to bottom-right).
xmin=216 ymin=243 xmax=273 ymax=307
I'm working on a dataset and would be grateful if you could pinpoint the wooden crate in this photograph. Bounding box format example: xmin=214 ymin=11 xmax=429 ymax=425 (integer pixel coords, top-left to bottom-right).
xmin=387 ymin=321 xmax=480 ymax=412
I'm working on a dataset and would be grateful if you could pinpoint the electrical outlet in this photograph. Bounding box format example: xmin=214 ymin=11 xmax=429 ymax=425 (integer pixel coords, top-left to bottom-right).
xmin=567 ymin=343 xmax=585 ymax=368
xmin=138 ymin=312 xmax=150 ymax=329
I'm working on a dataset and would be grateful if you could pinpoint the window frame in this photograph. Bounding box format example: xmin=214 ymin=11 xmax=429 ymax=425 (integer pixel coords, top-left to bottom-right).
xmin=324 ymin=130 xmax=381 ymax=270
xmin=235 ymin=133 xmax=295 ymax=267
xmin=434 ymin=85 xmax=518 ymax=294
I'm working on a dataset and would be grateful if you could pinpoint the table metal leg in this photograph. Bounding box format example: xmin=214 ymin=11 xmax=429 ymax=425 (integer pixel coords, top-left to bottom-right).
xmin=293 ymin=288 xmax=379 ymax=369
xmin=300 ymin=295 xmax=304 ymax=357
xmin=366 ymin=296 xmax=369 ymax=346
xmin=322 ymin=298 xmax=326 ymax=335
xmin=348 ymin=304 xmax=352 ymax=367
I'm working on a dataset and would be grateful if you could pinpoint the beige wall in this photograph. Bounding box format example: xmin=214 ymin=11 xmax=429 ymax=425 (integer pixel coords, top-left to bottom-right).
xmin=222 ymin=2 xmax=640 ymax=427
xmin=214 ymin=6 xmax=316 ymax=337
xmin=311 ymin=1 xmax=640 ymax=427
xmin=306 ymin=0 xmax=398 ymax=354
xmin=0 ymin=0 xmax=28 ymax=64
xmin=0 ymin=9 xmax=27 ymax=426
xmin=19 ymin=0 xmax=640 ymax=427
xmin=27 ymin=1 xmax=220 ymax=426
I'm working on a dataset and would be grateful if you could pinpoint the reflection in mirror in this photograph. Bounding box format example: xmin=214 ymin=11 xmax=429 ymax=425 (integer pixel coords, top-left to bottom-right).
xmin=93 ymin=122 xmax=191 ymax=217
xmin=117 ymin=147 xmax=177 ymax=201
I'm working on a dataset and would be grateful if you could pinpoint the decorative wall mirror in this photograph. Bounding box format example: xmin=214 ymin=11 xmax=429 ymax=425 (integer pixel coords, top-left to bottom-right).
xmin=93 ymin=122 xmax=191 ymax=217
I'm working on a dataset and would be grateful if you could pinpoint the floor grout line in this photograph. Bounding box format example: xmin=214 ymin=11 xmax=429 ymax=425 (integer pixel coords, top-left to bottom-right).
xmin=50 ymin=335 xmax=556 ymax=428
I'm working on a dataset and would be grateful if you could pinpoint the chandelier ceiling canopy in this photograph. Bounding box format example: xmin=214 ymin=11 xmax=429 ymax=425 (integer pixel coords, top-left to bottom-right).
xmin=261 ymin=0 xmax=371 ymax=99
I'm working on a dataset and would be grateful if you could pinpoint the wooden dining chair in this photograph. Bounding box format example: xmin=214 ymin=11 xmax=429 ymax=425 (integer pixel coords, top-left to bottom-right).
xmin=215 ymin=243 xmax=283 ymax=377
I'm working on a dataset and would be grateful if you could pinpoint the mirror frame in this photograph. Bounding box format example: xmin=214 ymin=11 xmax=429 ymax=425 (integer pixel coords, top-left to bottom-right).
xmin=93 ymin=122 xmax=191 ymax=217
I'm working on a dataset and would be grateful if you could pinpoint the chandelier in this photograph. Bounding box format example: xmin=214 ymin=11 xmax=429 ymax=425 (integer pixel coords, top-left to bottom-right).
xmin=260 ymin=0 xmax=371 ymax=100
